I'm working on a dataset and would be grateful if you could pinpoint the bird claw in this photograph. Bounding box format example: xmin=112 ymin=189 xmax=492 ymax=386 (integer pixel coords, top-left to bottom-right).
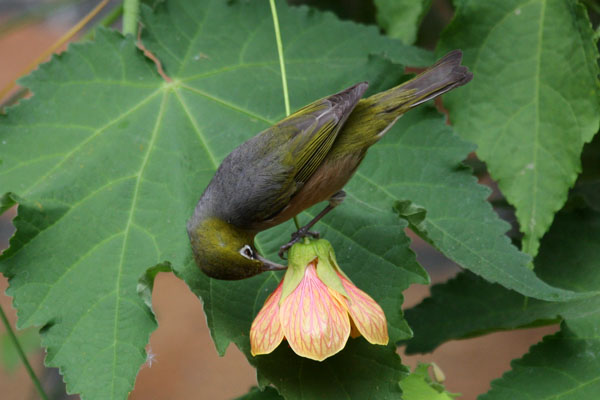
xmin=278 ymin=242 xmax=294 ymax=259
xmin=278 ymin=228 xmax=321 ymax=259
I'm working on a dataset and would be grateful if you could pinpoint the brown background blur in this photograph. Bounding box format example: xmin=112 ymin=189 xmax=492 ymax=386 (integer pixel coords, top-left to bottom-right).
xmin=0 ymin=1 xmax=557 ymax=399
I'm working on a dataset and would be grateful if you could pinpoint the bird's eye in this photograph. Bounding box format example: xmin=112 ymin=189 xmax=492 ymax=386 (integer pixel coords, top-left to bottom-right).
xmin=239 ymin=245 xmax=255 ymax=260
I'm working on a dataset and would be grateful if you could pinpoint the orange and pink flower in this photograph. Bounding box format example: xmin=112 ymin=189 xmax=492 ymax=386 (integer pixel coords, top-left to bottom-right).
xmin=250 ymin=239 xmax=388 ymax=361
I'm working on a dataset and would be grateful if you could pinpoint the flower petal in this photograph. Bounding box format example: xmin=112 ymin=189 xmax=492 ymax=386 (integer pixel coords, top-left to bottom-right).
xmin=280 ymin=262 xmax=350 ymax=361
xmin=250 ymin=280 xmax=285 ymax=356
xmin=338 ymin=273 xmax=388 ymax=345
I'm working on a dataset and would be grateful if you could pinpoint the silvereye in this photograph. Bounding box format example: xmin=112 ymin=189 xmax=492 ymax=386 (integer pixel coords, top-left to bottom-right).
xmin=187 ymin=50 xmax=472 ymax=280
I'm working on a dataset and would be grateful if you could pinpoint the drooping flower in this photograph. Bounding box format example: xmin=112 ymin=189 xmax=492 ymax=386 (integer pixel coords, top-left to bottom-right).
xmin=250 ymin=239 xmax=388 ymax=361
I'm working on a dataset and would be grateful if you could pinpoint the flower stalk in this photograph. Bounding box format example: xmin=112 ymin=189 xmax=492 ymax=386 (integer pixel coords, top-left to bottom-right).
xmin=0 ymin=304 xmax=49 ymax=400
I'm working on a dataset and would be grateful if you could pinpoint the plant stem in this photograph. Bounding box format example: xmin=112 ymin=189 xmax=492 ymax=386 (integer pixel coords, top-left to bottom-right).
xmin=0 ymin=304 xmax=49 ymax=400
xmin=123 ymin=0 xmax=140 ymax=36
xmin=83 ymin=3 xmax=124 ymax=40
xmin=269 ymin=0 xmax=300 ymax=230
xmin=269 ymin=0 xmax=291 ymax=117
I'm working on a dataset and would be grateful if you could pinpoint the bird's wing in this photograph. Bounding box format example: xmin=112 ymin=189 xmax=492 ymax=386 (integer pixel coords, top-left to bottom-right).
xmin=281 ymin=82 xmax=369 ymax=186
xmin=203 ymin=82 xmax=368 ymax=228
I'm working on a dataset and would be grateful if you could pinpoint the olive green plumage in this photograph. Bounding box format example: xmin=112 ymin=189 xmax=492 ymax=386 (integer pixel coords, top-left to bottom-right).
xmin=187 ymin=50 xmax=473 ymax=280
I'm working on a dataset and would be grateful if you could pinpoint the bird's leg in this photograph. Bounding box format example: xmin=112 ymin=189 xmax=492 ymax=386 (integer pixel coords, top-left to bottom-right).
xmin=278 ymin=191 xmax=346 ymax=258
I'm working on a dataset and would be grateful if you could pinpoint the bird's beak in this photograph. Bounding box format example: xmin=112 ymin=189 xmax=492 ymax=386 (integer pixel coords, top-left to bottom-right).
xmin=256 ymin=254 xmax=287 ymax=272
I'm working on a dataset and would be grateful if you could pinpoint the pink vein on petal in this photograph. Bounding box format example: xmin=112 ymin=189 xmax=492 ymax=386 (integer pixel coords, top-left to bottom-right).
xmin=338 ymin=272 xmax=388 ymax=345
xmin=280 ymin=262 xmax=350 ymax=361
xmin=250 ymin=279 xmax=285 ymax=356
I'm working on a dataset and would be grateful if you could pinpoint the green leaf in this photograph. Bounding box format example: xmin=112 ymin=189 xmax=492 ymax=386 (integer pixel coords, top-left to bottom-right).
xmin=439 ymin=0 xmax=600 ymax=257
xmin=482 ymin=325 xmax=600 ymax=400
xmin=252 ymin=340 xmax=408 ymax=399
xmin=0 ymin=30 xmax=167 ymax=399
xmin=375 ymin=0 xmax=432 ymax=44
xmin=404 ymin=207 xmax=600 ymax=353
xmin=400 ymin=363 xmax=458 ymax=400
xmin=0 ymin=193 xmax=17 ymax=216
xmin=373 ymin=107 xmax=584 ymax=302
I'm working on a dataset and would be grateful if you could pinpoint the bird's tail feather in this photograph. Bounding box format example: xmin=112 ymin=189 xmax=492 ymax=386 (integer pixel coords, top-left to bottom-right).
xmin=332 ymin=50 xmax=472 ymax=151
xmin=367 ymin=50 xmax=473 ymax=115
xmin=400 ymin=50 xmax=473 ymax=109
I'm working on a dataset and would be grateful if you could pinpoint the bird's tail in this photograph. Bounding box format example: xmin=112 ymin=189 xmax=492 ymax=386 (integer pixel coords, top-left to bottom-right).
xmin=339 ymin=50 xmax=472 ymax=146
xmin=398 ymin=50 xmax=473 ymax=109
xmin=370 ymin=50 xmax=473 ymax=114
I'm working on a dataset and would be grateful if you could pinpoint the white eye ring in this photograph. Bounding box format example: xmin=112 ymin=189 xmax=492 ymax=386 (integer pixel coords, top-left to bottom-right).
xmin=239 ymin=245 xmax=254 ymax=260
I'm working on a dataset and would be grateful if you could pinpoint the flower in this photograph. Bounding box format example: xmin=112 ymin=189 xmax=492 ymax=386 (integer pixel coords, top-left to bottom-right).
xmin=250 ymin=239 xmax=388 ymax=361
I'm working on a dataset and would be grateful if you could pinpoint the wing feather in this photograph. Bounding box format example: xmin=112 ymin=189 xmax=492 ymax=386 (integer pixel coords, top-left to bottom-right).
xmin=286 ymin=82 xmax=368 ymax=185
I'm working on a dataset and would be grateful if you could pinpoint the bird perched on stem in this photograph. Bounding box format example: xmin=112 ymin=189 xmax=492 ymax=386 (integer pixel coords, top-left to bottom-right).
xmin=187 ymin=50 xmax=472 ymax=280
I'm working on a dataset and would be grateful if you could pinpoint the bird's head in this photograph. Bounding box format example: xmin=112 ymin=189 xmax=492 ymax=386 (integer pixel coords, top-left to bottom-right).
xmin=187 ymin=217 xmax=284 ymax=280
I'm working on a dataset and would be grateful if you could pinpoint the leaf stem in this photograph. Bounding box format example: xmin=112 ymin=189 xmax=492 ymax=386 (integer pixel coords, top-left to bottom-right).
xmin=123 ymin=0 xmax=140 ymax=36
xmin=0 ymin=304 xmax=49 ymax=400
xmin=269 ymin=0 xmax=300 ymax=230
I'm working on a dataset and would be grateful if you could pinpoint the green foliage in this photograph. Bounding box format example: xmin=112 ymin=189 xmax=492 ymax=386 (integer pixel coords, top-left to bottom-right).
xmin=238 ymin=363 xmax=459 ymax=400
xmin=439 ymin=0 xmax=600 ymax=258
xmin=0 ymin=31 xmax=165 ymax=399
xmin=400 ymin=363 xmax=458 ymax=400
xmin=404 ymin=204 xmax=600 ymax=397
xmin=483 ymin=325 xmax=600 ymax=399
xmin=0 ymin=0 xmax=598 ymax=399
xmin=375 ymin=0 xmax=432 ymax=44
xmin=370 ymin=108 xmax=581 ymax=301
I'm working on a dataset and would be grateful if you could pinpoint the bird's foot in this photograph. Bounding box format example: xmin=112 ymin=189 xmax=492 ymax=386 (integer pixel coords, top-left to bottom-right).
xmin=278 ymin=228 xmax=320 ymax=259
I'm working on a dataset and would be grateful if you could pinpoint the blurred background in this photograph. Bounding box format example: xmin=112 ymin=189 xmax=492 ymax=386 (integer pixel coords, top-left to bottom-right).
xmin=0 ymin=0 xmax=581 ymax=398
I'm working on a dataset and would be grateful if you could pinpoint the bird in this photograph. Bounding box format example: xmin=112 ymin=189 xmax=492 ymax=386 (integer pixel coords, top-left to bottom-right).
xmin=187 ymin=50 xmax=473 ymax=280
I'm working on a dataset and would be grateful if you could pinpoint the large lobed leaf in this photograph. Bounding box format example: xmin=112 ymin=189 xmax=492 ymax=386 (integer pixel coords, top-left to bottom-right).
xmin=0 ymin=32 xmax=167 ymax=399
xmin=0 ymin=0 xmax=589 ymax=398
xmin=439 ymin=0 xmax=600 ymax=257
